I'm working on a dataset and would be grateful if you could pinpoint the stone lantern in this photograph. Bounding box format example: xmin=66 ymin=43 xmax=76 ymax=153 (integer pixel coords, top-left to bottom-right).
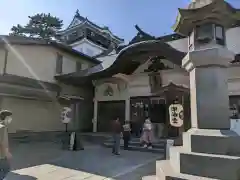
xmin=173 ymin=0 xmax=236 ymax=51
xmin=157 ymin=1 xmax=240 ymax=180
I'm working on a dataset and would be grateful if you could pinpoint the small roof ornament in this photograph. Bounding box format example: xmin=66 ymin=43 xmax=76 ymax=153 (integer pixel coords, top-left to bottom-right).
xmin=172 ymin=0 xmax=240 ymax=36
xmin=75 ymin=9 xmax=80 ymax=16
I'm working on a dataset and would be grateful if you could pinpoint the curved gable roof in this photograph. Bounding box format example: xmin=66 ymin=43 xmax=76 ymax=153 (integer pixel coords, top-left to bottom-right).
xmin=55 ymin=40 xmax=186 ymax=85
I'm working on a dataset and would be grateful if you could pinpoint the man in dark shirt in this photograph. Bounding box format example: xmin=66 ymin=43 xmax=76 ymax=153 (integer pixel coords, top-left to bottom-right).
xmin=111 ymin=118 xmax=122 ymax=155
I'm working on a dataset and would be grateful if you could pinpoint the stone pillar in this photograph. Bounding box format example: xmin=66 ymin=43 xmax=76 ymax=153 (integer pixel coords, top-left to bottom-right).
xmin=182 ymin=48 xmax=232 ymax=129
xmin=125 ymin=98 xmax=130 ymax=121
xmin=153 ymin=1 xmax=240 ymax=179
xmin=93 ymin=99 xmax=98 ymax=132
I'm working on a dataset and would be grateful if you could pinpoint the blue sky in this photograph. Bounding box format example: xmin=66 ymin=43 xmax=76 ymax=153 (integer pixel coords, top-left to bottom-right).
xmin=0 ymin=0 xmax=239 ymax=42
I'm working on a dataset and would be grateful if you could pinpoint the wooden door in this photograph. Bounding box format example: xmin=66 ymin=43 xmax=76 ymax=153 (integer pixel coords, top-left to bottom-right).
xmin=97 ymin=101 xmax=125 ymax=132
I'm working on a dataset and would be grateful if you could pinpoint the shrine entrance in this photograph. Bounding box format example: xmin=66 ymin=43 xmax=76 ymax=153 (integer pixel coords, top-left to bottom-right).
xmin=97 ymin=101 xmax=125 ymax=132
xmin=153 ymin=83 xmax=190 ymax=138
xmin=130 ymin=96 xmax=167 ymax=138
xmin=130 ymin=83 xmax=190 ymax=139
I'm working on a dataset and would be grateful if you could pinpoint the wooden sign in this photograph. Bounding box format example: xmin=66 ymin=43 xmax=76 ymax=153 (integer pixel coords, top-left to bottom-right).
xmin=169 ymin=104 xmax=184 ymax=127
xmin=61 ymin=107 xmax=72 ymax=124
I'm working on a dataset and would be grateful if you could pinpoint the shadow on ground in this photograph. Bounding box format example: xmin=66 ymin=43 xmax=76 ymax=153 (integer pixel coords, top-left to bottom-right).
xmin=8 ymin=141 xmax=163 ymax=180
xmin=49 ymin=145 xmax=162 ymax=179
xmin=7 ymin=172 xmax=37 ymax=180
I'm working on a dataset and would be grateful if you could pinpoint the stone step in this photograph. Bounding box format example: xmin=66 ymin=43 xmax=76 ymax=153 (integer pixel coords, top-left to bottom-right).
xmin=156 ymin=160 xmax=218 ymax=180
xmin=183 ymin=129 xmax=240 ymax=156
xmin=169 ymin=146 xmax=240 ymax=180
xmin=105 ymin=137 xmax=167 ymax=144
xmin=102 ymin=142 xmax=164 ymax=154
xmin=105 ymin=139 xmax=166 ymax=149
xmin=105 ymin=140 xmax=165 ymax=147
xmin=142 ymin=175 xmax=158 ymax=180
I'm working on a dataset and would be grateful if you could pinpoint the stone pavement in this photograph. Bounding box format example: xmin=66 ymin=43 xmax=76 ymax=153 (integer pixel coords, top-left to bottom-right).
xmin=6 ymin=141 xmax=163 ymax=180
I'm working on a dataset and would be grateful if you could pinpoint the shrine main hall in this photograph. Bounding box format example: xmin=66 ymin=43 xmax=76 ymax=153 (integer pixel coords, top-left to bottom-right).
xmin=56 ymin=2 xmax=240 ymax=138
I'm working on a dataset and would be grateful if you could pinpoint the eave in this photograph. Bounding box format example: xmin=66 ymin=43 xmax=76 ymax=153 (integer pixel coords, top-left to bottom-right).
xmin=58 ymin=20 xmax=124 ymax=43
xmin=70 ymin=38 xmax=107 ymax=51
xmin=172 ymin=1 xmax=237 ymax=35
xmin=55 ymin=40 xmax=186 ymax=85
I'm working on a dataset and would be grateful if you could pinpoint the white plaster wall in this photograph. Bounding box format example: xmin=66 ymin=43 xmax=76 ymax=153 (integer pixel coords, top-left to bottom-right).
xmin=228 ymin=66 xmax=240 ymax=95
xmin=228 ymin=80 xmax=240 ymax=96
xmin=0 ymin=48 xmax=5 ymax=74
xmin=2 ymin=97 xmax=63 ymax=133
xmin=95 ymin=81 xmax=127 ymax=101
xmin=6 ymin=45 xmax=57 ymax=82
xmin=228 ymin=66 xmax=240 ymax=78
xmin=161 ymin=70 xmax=189 ymax=87
xmin=129 ymin=74 xmax=152 ymax=97
xmin=95 ymin=70 xmax=190 ymax=100
xmin=72 ymin=40 xmax=103 ymax=57
xmin=231 ymin=119 xmax=240 ymax=135
xmin=226 ymin=27 xmax=240 ymax=54
xmin=97 ymin=54 xmax=117 ymax=64
xmin=5 ymin=44 xmax=95 ymax=81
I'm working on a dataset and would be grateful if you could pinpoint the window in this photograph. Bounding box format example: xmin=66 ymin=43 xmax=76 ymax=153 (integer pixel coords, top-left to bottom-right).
xmin=215 ymin=25 xmax=225 ymax=45
xmin=72 ymin=31 xmax=78 ymax=36
xmin=196 ymin=24 xmax=213 ymax=44
xmin=81 ymin=64 xmax=89 ymax=70
xmin=76 ymin=62 xmax=82 ymax=72
xmin=55 ymin=53 xmax=63 ymax=74
xmin=90 ymin=32 xmax=95 ymax=37
xmin=189 ymin=31 xmax=194 ymax=51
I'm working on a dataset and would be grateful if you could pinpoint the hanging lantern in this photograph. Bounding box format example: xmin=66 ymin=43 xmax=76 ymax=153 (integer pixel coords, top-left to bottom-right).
xmin=169 ymin=103 xmax=184 ymax=127
xmin=61 ymin=107 xmax=72 ymax=124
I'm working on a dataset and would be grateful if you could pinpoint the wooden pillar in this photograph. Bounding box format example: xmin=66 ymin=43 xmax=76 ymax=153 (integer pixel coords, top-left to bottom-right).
xmin=125 ymin=98 xmax=130 ymax=121
xmin=165 ymin=91 xmax=171 ymax=138
xmin=75 ymin=102 xmax=80 ymax=131
xmin=93 ymin=100 xmax=98 ymax=132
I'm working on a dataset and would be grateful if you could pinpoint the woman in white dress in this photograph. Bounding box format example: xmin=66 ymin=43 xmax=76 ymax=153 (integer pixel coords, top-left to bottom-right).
xmin=141 ymin=118 xmax=154 ymax=149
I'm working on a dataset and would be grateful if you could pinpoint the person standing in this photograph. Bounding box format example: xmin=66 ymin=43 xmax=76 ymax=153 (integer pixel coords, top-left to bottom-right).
xmin=141 ymin=117 xmax=154 ymax=149
xmin=111 ymin=118 xmax=122 ymax=155
xmin=122 ymin=121 xmax=131 ymax=150
xmin=0 ymin=110 xmax=12 ymax=180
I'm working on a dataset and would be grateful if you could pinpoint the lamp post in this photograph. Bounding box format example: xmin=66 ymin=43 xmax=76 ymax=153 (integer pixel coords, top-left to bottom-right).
xmin=58 ymin=95 xmax=84 ymax=151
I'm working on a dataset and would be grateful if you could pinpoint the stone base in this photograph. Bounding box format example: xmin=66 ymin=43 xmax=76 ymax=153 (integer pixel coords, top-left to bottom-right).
xmin=179 ymin=150 xmax=240 ymax=179
xmin=156 ymin=160 xmax=218 ymax=180
xmin=156 ymin=128 xmax=240 ymax=180
xmin=183 ymin=128 xmax=240 ymax=156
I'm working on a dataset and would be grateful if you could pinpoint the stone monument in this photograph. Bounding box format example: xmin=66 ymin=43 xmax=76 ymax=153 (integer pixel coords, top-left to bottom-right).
xmin=144 ymin=0 xmax=240 ymax=180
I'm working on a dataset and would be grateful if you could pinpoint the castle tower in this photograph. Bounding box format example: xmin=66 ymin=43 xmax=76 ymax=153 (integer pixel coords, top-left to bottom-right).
xmin=57 ymin=10 xmax=124 ymax=58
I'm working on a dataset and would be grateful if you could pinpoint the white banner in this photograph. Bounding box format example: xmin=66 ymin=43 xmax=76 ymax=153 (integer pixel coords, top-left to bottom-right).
xmin=61 ymin=107 xmax=72 ymax=124
xmin=169 ymin=104 xmax=184 ymax=127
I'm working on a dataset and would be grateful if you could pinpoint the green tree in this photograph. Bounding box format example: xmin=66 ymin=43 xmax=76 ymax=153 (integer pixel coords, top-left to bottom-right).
xmin=10 ymin=13 xmax=63 ymax=40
